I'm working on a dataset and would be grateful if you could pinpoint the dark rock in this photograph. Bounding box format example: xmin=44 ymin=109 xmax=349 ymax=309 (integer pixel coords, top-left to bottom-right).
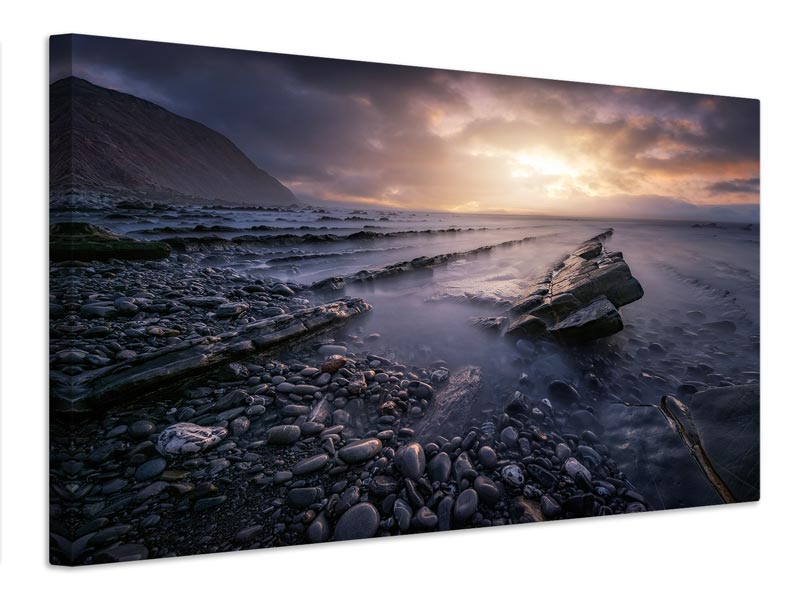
xmin=505 ymin=315 xmax=548 ymax=338
xmin=291 ymin=454 xmax=329 ymax=475
xmin=234 ymin=525 xmax=264 ymax=545
xmin=428 ymin=452 xmax=452 ymax=483
xmin=307 ymin=514 xmax=330 ymax=543
xmin=473 ymin=475 xmax=500 ymax=505
xmin=134 ymin=458 xmax=166 ymax=482
xmin=338 ymin=438 xmax=383 ymax=464
xmin=287 ymin=487 xmax=321 ymax=509
xmin=333 ymin=503 xmax=380 ymax=541
xmin=454 ymin=488 xmax=478 ymax=524
xmin=412 ymin=506 xmax=438 ymax=530
xmin=395 ymin=443 xmax=426 ymax=481
xmin=266 ymin=425 xmax=301 ymax=445
xmin=550 ymin=296 xmax=623 ymax=343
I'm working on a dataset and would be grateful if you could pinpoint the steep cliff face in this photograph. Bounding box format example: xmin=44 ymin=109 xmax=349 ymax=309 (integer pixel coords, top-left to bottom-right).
xmin=50 ymin=76 xmax=297 ymax=206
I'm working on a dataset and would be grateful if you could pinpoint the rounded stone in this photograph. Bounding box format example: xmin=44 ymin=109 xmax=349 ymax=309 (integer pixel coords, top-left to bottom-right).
xmin=473 ymin=475 xmax=501 ymax=505
xmin=395 ymin=443 xmax=426 ymax=481
xmin=266 ymin=425 xmax=301 ymax=445
xmin=287 ymin=487 xmax=321 ymax=509
xmin=333 ymin=503 xmax=380 ymax=541
xmin=501 ymin=464 xmax=525 ymax=486
xmin=412 ymin=506 xmax=438 ymax=530
xmin=338 ymin=438 xmax=382 ymax=464
xmin=291 ymin=454 xmax=329 ymax=475
xmin=129 ymin=420 xmax=155 ymax=438
xmin=428 ymin=452 xmax=452 ymax=483
xmin=134 ymin=458 xmax=166 ymax=482
xmin=454 ymin=488 xmax=478 ymax=524
xmin=478 ymin=446 xmax=498 ymax=469
xmin=307 ymin=514 xmax=330 ymax=543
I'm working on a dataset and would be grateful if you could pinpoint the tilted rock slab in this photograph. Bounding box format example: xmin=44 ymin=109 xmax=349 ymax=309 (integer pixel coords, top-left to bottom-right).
xmin=51 ymin=297 xmax=371 ymax=411
xmin=474 ymin=229 xmax=644 ymax=343
xmin=415 ymin=366 xmax=483 ymax=442
xmin=310 ymin=236 xmax=538 ymax=292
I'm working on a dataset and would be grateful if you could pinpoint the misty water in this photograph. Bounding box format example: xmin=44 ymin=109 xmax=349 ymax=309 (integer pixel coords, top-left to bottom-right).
xmin=63 ymin=204 xmax=760 ymax=509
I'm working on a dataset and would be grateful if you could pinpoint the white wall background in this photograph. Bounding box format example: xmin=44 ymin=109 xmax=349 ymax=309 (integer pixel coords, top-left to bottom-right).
xmin=1 ymin=1 xmax=796 ymax=597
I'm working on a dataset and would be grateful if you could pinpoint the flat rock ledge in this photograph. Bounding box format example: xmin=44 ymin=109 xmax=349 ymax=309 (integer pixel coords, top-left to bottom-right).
xmin=473 ymin=229 xmax=644 ymax=344
xmin=51 ymin=297 xmax=371 ymax=412
xmin=51 ymin=222 xmax=171 ymax=262
xmin=310 ymin=236 xmax=537 ymax=292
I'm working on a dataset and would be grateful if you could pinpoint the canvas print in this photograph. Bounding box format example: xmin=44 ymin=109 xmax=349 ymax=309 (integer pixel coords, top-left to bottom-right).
xmin=49 ymin=34 xmax=760 ymax=565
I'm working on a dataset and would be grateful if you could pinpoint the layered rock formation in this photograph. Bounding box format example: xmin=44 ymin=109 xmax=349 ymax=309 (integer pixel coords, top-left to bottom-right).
xmin=473 ymin=229 xmax=644 ymax=344
xmin=51 ymin=297 xmax=371 ymax=411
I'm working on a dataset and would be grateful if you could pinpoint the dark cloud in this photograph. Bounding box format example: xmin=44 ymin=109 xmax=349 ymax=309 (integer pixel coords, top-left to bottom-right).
xmin=52 ymin=34 xmax=760 ymax=216
xmin=707 ymin=177 xmax=760 ymax=195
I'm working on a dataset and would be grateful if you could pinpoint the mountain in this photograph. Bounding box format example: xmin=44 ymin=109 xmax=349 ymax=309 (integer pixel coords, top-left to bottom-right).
xmin=50 ymin=77 xmax=297 ymax=206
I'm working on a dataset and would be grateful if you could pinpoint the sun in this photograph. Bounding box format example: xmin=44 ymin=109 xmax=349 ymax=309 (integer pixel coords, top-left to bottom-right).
xmin=510 ymin=151 xmax=578 ymax=177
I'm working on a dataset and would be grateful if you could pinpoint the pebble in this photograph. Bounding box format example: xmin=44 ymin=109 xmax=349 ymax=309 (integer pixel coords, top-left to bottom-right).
xmin=307 ymin=514 xmax=330 ymax=543
xmin=500 ymin=426 xmax=518 ymax=447
xmin=564 ymin=457 xmax=592 ymax=481
xmin=194 ymin=495 xmax=227 ymax=512
xmin=454 ymin=488 xmax=478 ymax=524
xmin=428 ymin=452 xmax=452 ymax=483
xmin=478 ymin=446 xmax=498 ymax=468
xmin=266 ymin=425 xmax=301 ymax=445
xmin=129 ymin=420 xmax=155 ymax=438
xmin=333 ymin=503 xmax=379 ymax=541
xmin=234 ymin=525 xmax=264 ymax=545
xmin=291 ymin=454 xmax=329 ymax=475
xmin=394 ymin=498 xmax=413 ymax=531
xmin=540 ymin=494 xmax=562 ymax=519
xmin=501 ymin=464 xmax=525 ymax=486
xmin=338 ymin=438 xmax=382 ymax=464
xmin=395 ymin=443 xmax=426 ymax=481
xmin=412 ymin=506 xmax=438 ymax=529
xmin=318 ymin=345 xmax=347 ymax=356
xmin=287 ymin=487 xmax=321 ymax=509
xmin=134 ymin=458 xmax=166 ymax=482
xmin=473 ymin=475 xmax=500 ymax=505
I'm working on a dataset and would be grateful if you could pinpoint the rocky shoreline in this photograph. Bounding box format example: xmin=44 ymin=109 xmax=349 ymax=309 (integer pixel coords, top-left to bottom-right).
xmin=50 ymin=217 xmax=759 ymax=565
xmin=51 ymin=337 xmax=648 ymax=564
xmin=49 ymin=225 xmax=652 ymax=564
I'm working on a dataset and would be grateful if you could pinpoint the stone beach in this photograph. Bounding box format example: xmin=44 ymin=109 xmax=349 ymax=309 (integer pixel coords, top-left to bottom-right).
xmin=50 ymin=205 xmax=760 ymax=565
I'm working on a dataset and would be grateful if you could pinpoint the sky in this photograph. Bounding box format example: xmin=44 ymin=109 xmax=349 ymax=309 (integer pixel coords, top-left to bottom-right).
xmin=51 ymin=35 xmax=760 ymax=220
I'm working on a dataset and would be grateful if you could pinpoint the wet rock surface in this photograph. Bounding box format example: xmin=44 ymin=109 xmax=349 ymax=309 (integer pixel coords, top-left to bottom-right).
xmin=50 ymin=335 xmax=648 ymax=564
xmin=475 ymin=229 xmax=644 ymax=344
xmin=50 ymin=204 xmax=759 ymax=565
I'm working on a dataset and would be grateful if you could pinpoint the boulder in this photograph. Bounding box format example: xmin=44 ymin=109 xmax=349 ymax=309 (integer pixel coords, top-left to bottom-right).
xmin=156 ymin=423 xmax=227 ymax=457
